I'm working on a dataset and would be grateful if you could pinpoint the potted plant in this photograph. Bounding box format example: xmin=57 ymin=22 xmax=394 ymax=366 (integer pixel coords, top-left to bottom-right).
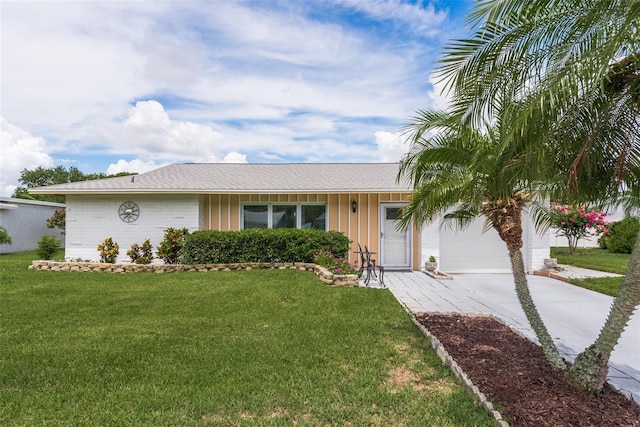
xmin=425 ymin=255 xmax=437 ymax=271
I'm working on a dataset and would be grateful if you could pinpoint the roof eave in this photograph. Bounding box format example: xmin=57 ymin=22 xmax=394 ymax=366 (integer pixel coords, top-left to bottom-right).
xmin=29 ymin=188 xmax=411 ymax=195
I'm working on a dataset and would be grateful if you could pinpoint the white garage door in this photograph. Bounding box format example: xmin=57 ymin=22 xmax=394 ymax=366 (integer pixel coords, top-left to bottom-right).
xmin=439 ymin=218 xmax=512 ymax=273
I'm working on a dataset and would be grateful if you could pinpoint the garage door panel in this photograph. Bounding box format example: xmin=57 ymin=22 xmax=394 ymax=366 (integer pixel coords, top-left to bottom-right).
xmin=439 ymin=219 xmax=511 ymax=273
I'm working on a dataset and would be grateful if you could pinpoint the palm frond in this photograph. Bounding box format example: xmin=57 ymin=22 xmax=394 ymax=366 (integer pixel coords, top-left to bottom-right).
xmin=440 ymin=0 xmax=639 ymax=128
xmin=397 ymin=107 xmax=547 ymax=233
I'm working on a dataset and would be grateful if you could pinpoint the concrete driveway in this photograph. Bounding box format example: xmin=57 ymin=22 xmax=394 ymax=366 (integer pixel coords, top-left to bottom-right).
xmin=381 ymin=270 xmax=640 ymax=403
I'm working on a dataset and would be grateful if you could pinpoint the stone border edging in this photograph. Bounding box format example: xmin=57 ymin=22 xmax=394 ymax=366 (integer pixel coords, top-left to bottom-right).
xmin=28 ymin=260 xmax=360 ymax=287
xmin=409 ymin=313 xmax=510 ymax=426
xmin=391 ymin=294 xmax=509 ymax=426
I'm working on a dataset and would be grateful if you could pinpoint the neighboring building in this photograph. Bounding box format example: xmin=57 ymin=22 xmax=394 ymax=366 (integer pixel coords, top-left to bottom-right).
xmin=0 ymin=197 xmax=65 ymax=254
xmin=29 ymin=163 xmax=549 ymax=272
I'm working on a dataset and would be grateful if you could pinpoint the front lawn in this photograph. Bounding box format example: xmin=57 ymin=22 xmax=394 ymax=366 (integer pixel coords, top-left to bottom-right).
xmin=550 ymin=247 xmax=628 ymax=297
xmin=569 ymin=277 xmax=624 ymax=297
xmin=0 ymin=251 xmax=494 ymax=426
xmin=550 ymin=247 xmax=629 ymax=274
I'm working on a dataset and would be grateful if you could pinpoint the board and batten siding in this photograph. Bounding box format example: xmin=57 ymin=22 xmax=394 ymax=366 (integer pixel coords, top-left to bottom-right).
xmin=200 ymin=192 xmax=418 ymax=269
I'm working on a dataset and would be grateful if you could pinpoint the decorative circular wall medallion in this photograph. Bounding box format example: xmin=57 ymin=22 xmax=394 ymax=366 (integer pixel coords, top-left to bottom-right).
xmin=118 ymin=201 xmax=140 ymax=223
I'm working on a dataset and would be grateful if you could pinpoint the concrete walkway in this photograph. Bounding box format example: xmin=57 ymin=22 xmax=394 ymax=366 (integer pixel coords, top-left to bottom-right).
xmin=378 ymin=269 xmax=640 ymax=403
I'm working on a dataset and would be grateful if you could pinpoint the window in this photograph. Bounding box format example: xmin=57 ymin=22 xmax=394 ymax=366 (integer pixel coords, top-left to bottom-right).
xmin=243 ymin=205 xmax=268 ymax=229
xmin=386 ymin=207 xmax=402 ymax=220
xmin=301 ymin=205 xmax=325 ymax=229
xmin=273 ymin=205 xmax=296 ymax=229
xmin=242 ymin=204 xmax=326 ymax=230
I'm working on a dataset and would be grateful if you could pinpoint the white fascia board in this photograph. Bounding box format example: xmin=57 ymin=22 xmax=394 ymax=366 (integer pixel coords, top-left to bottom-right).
xmin=29 ymin=188 xmax=409 ymax=195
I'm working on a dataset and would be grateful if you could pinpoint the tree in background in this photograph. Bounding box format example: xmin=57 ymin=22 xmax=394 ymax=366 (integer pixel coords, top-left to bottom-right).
xmin=46 ymin=208 xmax=66 ymax=235
xmin=549 ymin=204 xmax=610 ymax=255
xmin=12 ymin=166 xmax=133 ymax=203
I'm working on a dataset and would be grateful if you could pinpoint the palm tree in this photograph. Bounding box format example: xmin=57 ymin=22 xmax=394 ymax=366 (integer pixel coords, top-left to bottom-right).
xmin=397 ymin=107 xmax=567 ymax=371
xmin=433 ymin=0 xmax=640 ymax=392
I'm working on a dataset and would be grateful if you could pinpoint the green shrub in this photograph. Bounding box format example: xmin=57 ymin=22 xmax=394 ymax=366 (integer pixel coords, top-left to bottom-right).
xmin=598 ymin=235 xmax=608 ymax=249
xmin=127 ymin=239 xmax=154 ymax=264
xmin=97 ymin=237 xmax=119 ymax=263
xmin=156 ymin=227 xmax=189 ymax=264
xmin=37 ymin=235 xmax=61 ymax=260
xmin=0 ymin=226 xmax=12 ymax=245
xmin=604 ymin=217 xmax=640 ymax=254
xmin=180 ymin=229 xmax=351 ymax=264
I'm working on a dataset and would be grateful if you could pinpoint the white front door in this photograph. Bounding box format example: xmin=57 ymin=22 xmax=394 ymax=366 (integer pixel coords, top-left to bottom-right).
xmin=380 ymin=204 xmax=411 ymax=269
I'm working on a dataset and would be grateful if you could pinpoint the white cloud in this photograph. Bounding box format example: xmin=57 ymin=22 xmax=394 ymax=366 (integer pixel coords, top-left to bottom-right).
xmin=125 ymin=100 xmax=172 ymax=129
xmin=106 ymin=159 xmax=163 ymax=176
xmin=118 ymin=100 xmax=225 ymax=161
xmin=0 ymin=118 xmax=54 ymax=197
xmin=375 ymin=130 xmax=407 ymax=162
xmin=1 ymin=2 xmax=155 ymax=134
xmin=192 ymin=2 xmax=363 ymax=68
xmin=1 ymin=1 xmax=462 ymax=170
xmin=100 ymin=100 xmax=249 ymax=164
xmin=426 ymin=72 xmax=452 ymax=110
xmin=140 ymin=32 xmax=204 ymax=87
xmin=337 ymin=0 xmax=447 ymax=34
xmin=222 ymin=152 xmax=248 ymax=163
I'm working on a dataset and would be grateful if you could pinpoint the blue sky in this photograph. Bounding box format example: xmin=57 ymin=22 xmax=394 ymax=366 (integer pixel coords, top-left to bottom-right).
xmin=0 ymin=0 xmax=473 ymax=196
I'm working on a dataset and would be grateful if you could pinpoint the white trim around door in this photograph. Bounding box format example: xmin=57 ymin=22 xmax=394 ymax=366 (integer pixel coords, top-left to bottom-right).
xmin=380 ymin=203 xmax=411 ymax=270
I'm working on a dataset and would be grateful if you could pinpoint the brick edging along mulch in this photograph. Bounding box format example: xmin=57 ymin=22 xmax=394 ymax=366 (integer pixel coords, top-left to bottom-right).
xmin=532 ymin=270 xmax=572 ymax=283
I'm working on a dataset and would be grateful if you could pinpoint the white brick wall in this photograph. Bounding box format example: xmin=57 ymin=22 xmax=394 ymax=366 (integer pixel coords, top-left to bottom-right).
xmin=65 ymin=194 xmax=200 ymax=262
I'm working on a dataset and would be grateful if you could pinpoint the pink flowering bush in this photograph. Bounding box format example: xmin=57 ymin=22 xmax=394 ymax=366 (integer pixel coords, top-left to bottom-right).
xmin=549 ymin=203 xmax=612 ymax=255
xmin=314 ymin=250 xmax=359 ymax=275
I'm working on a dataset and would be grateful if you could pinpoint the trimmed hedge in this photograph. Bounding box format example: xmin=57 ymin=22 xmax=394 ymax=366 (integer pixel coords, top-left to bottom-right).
xmin=180 ymin=229 xmax=351 ymax=264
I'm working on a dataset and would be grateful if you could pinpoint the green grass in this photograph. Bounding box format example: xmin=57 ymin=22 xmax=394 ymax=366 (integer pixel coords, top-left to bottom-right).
xmin=550 ymin=247 xmax=629 ymax=274
xmin=550 ymin=247 xmax=627 ymax=297
xmin=1 ymin=251 xmax=494 ymax=426
xmin=570 ymin=277 xmax=624 ymax=297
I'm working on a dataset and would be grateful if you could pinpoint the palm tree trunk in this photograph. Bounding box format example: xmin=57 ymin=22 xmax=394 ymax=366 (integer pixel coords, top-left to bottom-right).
xmin=483 ymin=195 xmax=567 ymax=372
xmin=568 ymin=228 xmax=640 ymax=392
xmin=507 ymin=247 xmax=567 ymax=371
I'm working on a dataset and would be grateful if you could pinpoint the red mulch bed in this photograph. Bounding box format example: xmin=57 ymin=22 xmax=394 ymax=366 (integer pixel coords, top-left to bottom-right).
xmin=416 ymin=313 xmax=640 ymax=427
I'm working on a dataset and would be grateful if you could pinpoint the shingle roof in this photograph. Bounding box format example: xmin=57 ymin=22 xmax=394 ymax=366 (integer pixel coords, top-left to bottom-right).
xmin=30 ymin=163 xmax=410 ymax=194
